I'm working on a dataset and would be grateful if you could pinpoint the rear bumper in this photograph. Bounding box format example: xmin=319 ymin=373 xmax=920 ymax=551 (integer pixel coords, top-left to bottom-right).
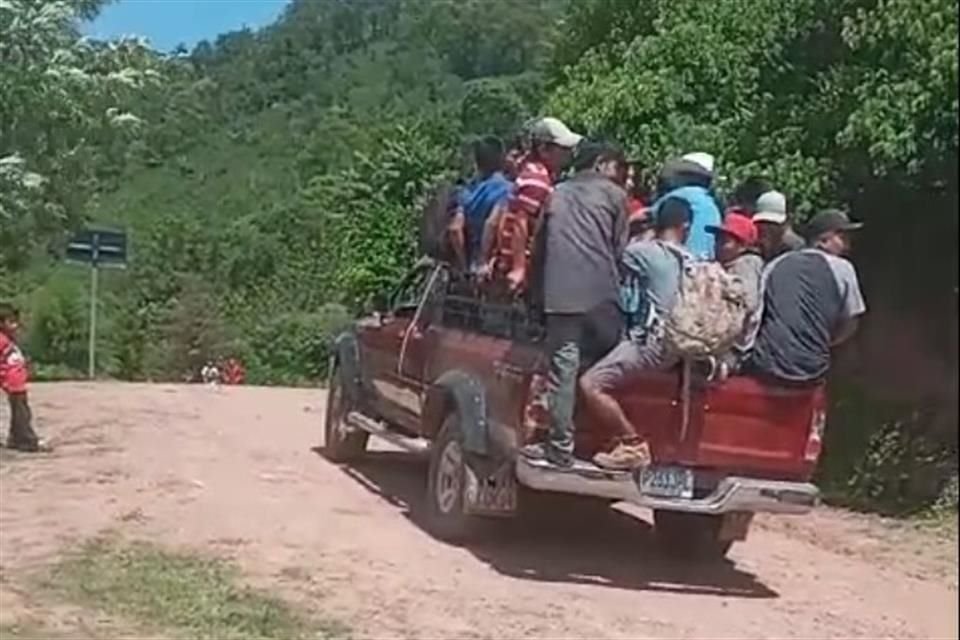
xmin=515 ymin=457 xmax=819 ymax=515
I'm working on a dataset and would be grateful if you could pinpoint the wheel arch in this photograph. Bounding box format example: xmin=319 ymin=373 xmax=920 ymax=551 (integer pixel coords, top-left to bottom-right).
xmin=422 ymin=370 xmax=489 ymax=456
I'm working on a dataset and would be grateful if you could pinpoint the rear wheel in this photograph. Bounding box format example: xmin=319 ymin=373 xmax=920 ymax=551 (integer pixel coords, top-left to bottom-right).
xmin=653 ymin=510 xmax=733 ymax=562
xmin=323 ymin=364 xmax=369 ymax=462
xmin=425 ymin=413 xmax=485 ymax=541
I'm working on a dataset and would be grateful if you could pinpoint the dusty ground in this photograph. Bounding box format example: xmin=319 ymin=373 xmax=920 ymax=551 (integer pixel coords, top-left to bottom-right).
xmin=0 ymin=382 xmax=957 ymax=639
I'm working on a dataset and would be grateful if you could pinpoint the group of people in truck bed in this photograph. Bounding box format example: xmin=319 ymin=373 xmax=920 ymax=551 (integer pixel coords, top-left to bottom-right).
xmin=444 ymin=117 xmax=867 ymax=471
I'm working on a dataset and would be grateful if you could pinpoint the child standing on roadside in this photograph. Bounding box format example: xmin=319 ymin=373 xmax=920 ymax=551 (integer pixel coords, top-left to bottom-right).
xmin=1 ymin=303 xmax=49 ymax=452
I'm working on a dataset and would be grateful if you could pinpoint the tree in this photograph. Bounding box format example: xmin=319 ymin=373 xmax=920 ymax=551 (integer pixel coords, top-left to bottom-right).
xmin=460 ymin=77 xmax=539 ymax=138
xmin=547 ymin=0 xmax=957 ymax=214
xmin=159 ymin=276 xmax=230 ymax=381
xmin=0 ymin=0 xmax=164 ymax=269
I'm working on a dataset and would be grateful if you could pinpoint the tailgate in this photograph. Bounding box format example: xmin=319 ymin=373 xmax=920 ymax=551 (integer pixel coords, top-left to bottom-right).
xmin=689 ymin=377 xmax=825 ymax=479
xmin=617 ymin=373 xmax=825 ymax=480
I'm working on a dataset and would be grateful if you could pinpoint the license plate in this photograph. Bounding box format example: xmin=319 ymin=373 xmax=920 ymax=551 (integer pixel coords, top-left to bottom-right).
xmin=636 ymin=466 xmax=694 ymax=499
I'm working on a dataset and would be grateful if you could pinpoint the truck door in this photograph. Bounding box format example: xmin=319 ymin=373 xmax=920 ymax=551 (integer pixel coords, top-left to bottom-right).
xmin=358 ymin=260 xmax=439 ymax=430
xmin=396 ymin=263 xmax=447 ymax=421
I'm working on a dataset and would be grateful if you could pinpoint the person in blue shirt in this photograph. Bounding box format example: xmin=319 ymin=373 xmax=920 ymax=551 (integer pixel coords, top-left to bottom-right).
xmin=649 ymin=152 xmax=721 ymax=261
xmin=448 ymin=136 xmax=513 ymax=274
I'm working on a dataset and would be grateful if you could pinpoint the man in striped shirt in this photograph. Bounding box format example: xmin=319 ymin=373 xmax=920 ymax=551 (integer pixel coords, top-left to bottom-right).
xmin=489 ymin=117 xmax=582 ymax=295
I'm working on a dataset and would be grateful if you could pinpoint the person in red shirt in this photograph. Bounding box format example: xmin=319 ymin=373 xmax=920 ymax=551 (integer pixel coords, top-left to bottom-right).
xmin=0 ymin=303 xmax=48 ymax=452
xmin=223 ymin=358 xmax=245 ymax=385
xmin=627 ymin=204 xmax=654 ymax=242
xmin=490 ymin=117 xmax=582 ymax=295
xmin=625 ymin=161 xmax=654 ymax=241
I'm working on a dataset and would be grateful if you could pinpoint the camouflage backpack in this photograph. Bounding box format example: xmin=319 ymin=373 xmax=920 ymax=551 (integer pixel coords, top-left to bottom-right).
xmin=660 ymin=243 xmax=749 ymax=358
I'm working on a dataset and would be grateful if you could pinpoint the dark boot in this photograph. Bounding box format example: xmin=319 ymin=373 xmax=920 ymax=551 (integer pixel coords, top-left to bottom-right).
xmin=6 ymin=392 xmax=47 ymax=452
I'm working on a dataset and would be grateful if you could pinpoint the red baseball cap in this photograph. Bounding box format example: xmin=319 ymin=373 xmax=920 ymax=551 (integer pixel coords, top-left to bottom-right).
xmin=706 ymin=212 xmax=758 ymax=246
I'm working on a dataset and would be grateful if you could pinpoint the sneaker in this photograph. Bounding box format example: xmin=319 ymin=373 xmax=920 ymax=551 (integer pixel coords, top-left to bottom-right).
xmin=34 ymin=439 xmax=54 ymax=453
xmin=593 ymin=442 xmax=651 ymax=471
xmin=520 ymin=443 xmax=574 ymax=469
xmin=520 ymin=443 xmax=547 ymax=460
xmin=4 ymin=439 xmax=53 ymax=453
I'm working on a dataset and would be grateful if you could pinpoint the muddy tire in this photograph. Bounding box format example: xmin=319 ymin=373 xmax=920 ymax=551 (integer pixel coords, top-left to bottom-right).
xmin=653 ymin=510 xmax=733 ymax=562
xmin=323 ymin=364 xmax=369 ymax=462
xmin=425 ymin=413 xmax=484 ymax=542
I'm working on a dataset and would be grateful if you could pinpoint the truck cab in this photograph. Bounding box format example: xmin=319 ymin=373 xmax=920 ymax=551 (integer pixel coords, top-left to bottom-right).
xmin=325 ymin=259 xmax=824 ymax=559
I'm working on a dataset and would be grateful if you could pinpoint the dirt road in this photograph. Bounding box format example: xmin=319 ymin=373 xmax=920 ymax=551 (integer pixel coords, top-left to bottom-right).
xmin=1 ymin=383 xmax=956 ymax=639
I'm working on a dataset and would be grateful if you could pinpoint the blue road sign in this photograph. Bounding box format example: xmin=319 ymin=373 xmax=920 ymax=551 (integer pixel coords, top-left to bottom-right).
xmin=66 ymin=227 xmax=127 ymax=268
xmin=65 ymin=227 xmax=128 ymax=379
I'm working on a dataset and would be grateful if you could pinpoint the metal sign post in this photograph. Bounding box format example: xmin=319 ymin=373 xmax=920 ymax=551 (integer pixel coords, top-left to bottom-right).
xmin=88 ymin=263 xmax=98 ymax=379
xmin=66 ymin=228 xmax=128 ymax=379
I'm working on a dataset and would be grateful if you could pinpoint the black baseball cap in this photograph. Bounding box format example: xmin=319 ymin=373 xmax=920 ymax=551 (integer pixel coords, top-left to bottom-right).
xmin=655 ymin=196 xmax=693 ymax=231
xmin=803 ymin=208 xmax=863 ymax=241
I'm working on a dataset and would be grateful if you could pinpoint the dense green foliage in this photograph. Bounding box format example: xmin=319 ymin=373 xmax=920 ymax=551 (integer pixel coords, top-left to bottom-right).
xmin=1 ymin=0 xmax=164 ymax=271
xmin=2 ymin=0 xmax=956 ymax=512
xmin=546 ymin=0 xmax=958 ymax=513
xmin=3 ymin=0 xmax=560 ymax=383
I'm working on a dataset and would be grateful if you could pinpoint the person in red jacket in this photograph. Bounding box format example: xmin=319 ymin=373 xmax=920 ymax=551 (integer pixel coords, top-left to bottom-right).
xmin=625 ymin=161 xmax=655 ymax=241
xmin=1 ymin=303 xmax=48 ymax=452
xmin=222 ymin=357 xmax=246 ymax=385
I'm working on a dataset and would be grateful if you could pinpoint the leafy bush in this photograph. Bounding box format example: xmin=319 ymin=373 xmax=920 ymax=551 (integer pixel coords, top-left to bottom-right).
xmin=26 ymin=275 xmax=88 ymax=373
xmin=818 ymin=381 xmax=958 ymax=515
xmin=31 ymin=362 xmax=86 ymax=382
xmin=931 ymin=474 xmax=959 ymax=516
xmin=243 ymin=304 xmax=352 ymax=386
xmin=156 ymin=276 xmax=232 ymax=382
xmin=460 ymin=78 xmax=533 ymax=138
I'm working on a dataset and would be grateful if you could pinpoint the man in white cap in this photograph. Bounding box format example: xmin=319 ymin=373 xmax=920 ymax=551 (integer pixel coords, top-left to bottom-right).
xmin=753 ymin=190 xmax=805 ymax=260
xmin=681 ymin=151 xmax=715 ymax=175
xmin=486 ymin=117 xmax=582 ymax=295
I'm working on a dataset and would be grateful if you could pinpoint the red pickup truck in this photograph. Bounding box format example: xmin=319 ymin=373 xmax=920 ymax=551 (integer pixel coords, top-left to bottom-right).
xmin=324 ymin=258 xmax=824 ymax=560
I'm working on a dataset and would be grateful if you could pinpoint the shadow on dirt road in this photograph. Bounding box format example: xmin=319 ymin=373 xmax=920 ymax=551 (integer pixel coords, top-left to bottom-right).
xmin=315 ymin=448 xmax=778 ymax=600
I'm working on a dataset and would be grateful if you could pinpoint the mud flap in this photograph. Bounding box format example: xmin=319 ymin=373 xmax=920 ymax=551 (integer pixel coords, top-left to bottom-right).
xmin=333 ymin=332 xmax=368 ymax=407
xmin=333 ymin=333 xmax=359 ymax=382
xmin=426 ymin=370 xmax=489 ymax=456
xmin=463 ymin=458 xmax=518 ymax=517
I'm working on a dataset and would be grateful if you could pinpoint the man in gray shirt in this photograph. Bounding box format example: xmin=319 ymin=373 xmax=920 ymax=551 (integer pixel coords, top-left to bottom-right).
xmin=521 ymin=142 xmax=629 ymax=468
xmin=748 ymin=209 xmax=866 ymax=383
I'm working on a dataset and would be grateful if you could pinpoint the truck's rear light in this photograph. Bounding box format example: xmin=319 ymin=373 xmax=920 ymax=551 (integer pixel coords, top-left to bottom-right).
xmin=522 ymin=373 xmax=549 ymax=440
xmin=804 ymin=409 xmax=826 ymax=462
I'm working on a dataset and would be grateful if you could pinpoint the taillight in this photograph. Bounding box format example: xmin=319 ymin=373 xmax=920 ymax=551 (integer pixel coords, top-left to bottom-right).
xmin=804 ymin=409 xmax=826 ymax=462
xmin=522 ymin=373 xmax=549 ymax=440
